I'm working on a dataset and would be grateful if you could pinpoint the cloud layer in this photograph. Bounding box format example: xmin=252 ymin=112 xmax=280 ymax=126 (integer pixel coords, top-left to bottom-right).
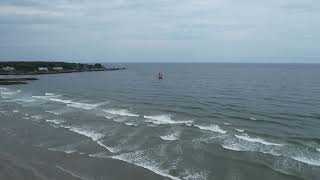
xmin=0 ymin=0 xmax=319 ymax=62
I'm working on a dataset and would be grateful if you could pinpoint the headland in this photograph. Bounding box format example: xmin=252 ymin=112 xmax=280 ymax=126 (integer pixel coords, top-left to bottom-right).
xmin=0 ymin=61 xmax=126 ymax=85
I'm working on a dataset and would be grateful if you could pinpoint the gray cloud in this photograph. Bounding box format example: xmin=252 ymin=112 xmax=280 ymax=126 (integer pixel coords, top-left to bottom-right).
xmin=0 ymin=0 xmax=319 ymax=62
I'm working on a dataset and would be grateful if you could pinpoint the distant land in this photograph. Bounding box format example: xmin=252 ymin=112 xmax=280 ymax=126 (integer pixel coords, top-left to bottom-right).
xmin=0 ymin=61 xmax=126 ymax=75
xmin=0 ymin=61 xmax=126 ymax=85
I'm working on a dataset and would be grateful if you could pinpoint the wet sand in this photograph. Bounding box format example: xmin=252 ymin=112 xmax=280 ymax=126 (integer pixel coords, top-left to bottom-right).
xmin=0 ymin=117 xmax=169 ymax=180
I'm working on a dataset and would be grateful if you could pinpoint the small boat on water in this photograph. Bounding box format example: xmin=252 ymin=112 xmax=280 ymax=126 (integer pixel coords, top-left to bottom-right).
xmin=158 ymin=72 xmax=163 ymax=79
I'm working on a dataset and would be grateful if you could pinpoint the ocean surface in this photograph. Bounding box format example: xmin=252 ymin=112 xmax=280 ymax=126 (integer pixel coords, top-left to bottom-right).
xmin=0 ymin=63 xmax=320 ymax=180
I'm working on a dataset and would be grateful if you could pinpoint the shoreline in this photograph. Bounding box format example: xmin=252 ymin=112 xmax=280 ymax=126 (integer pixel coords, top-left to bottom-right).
xmin=0 ymin=118 xmax=170 ymax=180
xmin=0 ymin=68 xmax=126 ymax=76
xmin=0 ymin=67 xmax=126 ymax=85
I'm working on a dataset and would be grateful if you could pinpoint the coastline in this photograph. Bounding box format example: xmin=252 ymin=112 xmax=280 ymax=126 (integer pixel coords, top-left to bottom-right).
xmin=0 ymin=62 xmax=126 ymax=85
xmin=0 ymin=68 xmax=126 ymax=76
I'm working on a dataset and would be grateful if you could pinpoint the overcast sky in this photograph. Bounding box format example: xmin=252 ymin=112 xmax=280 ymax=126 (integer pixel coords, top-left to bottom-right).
xmin=0 ymin=0 xmax=319 ymax=63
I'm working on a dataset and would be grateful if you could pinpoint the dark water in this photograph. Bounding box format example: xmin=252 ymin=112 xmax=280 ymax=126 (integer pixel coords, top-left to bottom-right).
xmin=1 ymin=63 xmax=320 ymax=180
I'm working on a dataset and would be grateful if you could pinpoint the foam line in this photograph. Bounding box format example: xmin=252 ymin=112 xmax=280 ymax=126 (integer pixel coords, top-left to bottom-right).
xmin=46 ymin=119 xmax=65 ymax=125
xmin=103 ymin=109 xmax=139 ymax=117
xmin=111 ymin=154 xmax=181 ymax=180
xmin=235 ymin=129 xmax=245 ymax=132
xmin=160 ymin=131 xmax=180 ymax=141
xmin=292 ymin=156 xmax=320 ymax=166
xmin=195 ymin=124 xmax=227 ymax=134
xmin=63 ymin=126 xmax=104 ymax=141
xmin=144 ymin=115 xmax=193 ymax=125
xmin=235 ymin=134 xmax=284 ymax=146
xmin=97 ymin=141 xmax=118 ymax=153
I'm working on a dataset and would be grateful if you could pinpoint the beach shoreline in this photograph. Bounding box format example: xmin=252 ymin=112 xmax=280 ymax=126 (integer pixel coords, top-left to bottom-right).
xmin=0 ymin=128 xmax=169 ymax=180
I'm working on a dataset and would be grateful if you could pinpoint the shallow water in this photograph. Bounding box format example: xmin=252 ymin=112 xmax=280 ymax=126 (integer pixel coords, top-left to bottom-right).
xmin=1 ymin=63 xmax=320 ymax=180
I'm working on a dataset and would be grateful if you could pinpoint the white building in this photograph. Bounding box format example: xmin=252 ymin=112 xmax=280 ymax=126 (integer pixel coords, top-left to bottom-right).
xmin=53 ymin=67 xmax=63 ymax=71
xmin=38 ymin=67 xmax=49 ymax=71
xmin=1 ymin=66 xmax=15 ymax=71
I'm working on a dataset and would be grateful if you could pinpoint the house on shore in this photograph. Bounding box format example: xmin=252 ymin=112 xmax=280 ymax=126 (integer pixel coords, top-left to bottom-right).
xmin=53 ymin=67 xmax=63 ymax=71
xmin=38 ymin=67 xmax=49 ymax=71
xmin=1 ymin=66 xmax=15 ymax=71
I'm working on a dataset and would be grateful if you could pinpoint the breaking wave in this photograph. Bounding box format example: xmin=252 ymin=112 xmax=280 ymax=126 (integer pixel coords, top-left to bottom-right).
xmin=195 ymin=124 xmax=227 ymax=134
xmin=112 ymin=151 xmax=181 ymax=180
xmin=144 ymin=114 xmax=193 ymax=125
xmin=160 ymin=131 xmax=181 ymax=141
xmin=235 ymin=128 xmax=245 ymax=132
xmin=97 ymin=141 xmax=120 ymax=153
xmin=0 ymin=88 xmax=21 ymax=98
xmin=46 ymin=119 xmax=65 ymax=125
xmin=62 ymin=126 xmax=105 ymax=141
xmin=221 ymin=138 xmax=282 ymax=156
xmin=291 ymin=156 xmax=320 ymax=167
xmin=59 ymin=125 xmax=119 ymax=153
xmin=33 ymin=93 xmax=106 ymax=110
xmin=124 ymin=122 xmax=137 ymax=126
xmin=48 ymin=146 xmax=77 ymax=154
xmin=103 ymin=109 xmax=139 ymax=117
xmin=234 ymin=134 xmax=284 ymax=146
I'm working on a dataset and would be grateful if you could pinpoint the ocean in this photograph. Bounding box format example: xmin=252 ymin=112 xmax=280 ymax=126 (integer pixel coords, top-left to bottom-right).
xmin=0 ymin=63 xmax=319 ymax=180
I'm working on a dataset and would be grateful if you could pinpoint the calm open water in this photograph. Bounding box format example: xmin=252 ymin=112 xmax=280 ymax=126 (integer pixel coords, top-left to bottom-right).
xmin=0 ymin=63 xmax=320 ymax=180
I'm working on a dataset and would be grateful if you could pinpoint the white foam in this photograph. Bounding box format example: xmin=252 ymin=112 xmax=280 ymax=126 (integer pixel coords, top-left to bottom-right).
xmin=0 ymin=89 xmax=21 ymax=96
xmin=66 ymin=101 xmax=103 ymax=110
xmin=0 ymin=89 xmax=21 ymax=99
xmin=124 ymin=122 xmax=137 ymax=126
xmin=249 ymin=117 xmax=257 ymax=120
xmin=0 ymin=87 xmax=8 ymax=91
xmin=97 ymin=141 xmax=119 ymax=153
xmin=89 ymin=152 xmax=109 ymax=158
xmin=113 ymin=117 xmax=127 ymax=122
xmin=31 ymin=95 xmax=49 ymax=99
xmin=12 ymin=110 xmax=20 ymax=113
xmin=292 ymin=156 xmax=320 ymax=166
xmin=235 ymin=134 xmax=284 ymax=146
xmin=31 ymin=115 xmax=42 ymax=120
xmin=48 ymin=148 xmax=77 ymax=154
xmin=45 ymin=110 xmax=61 ymax=115
xmin=316 ymin=148 xmax=320 ymax=152
xmin=144 ymin=115 xmax=193 ymax=125
xmin=103 ymin=109 xmax=139 ymax=117
xmin=112 ymin=152 xmax=181 ymax=180
xmin=64 ymin=126 xmax=104 ymax=141
xmin=221 ymin=139 xmax=282 ymax=156
xmin=33 ymin=96 xmax=105 ymax=110
xmin=45 ymin=93 xmax=56 ymax=96
xmin=15 ymin=97 xmax=37 ymax=103
xmin=221 ymin=144 xmax=243 ymax=152
xmin=195 ymin=124 xmax=227 ymax=134
xmin=50 ymin=124 xmax=60 ymax=128
xmin=182 ymin=170 xmax=208 ymax=180
xmin=160 ymin=131 xmax=180 ymax=141
xmin=46 ymin=119 xmax=65 ymax=125
xmin=235 ymin=128 xmax=245 ymax=132
xmin=101 ymin=114 xmax=114 ymax=119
